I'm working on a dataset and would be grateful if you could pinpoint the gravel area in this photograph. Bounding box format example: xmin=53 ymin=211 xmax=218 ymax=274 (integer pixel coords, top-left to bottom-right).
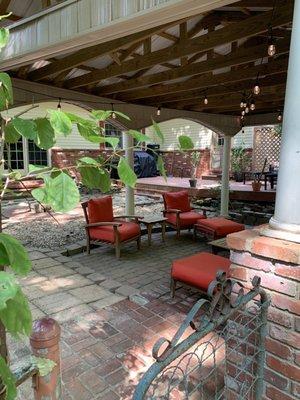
xmin=4 ymin=192 xmax=164 ymax=250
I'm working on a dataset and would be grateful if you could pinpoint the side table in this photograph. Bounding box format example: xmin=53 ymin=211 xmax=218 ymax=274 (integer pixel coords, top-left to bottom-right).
xmin=138 ymin=215 xmax=167 ymax=246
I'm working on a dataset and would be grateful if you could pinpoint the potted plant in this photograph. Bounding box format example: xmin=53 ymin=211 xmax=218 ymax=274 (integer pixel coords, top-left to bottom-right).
xmin=189 ymin=151 xmax=201 ymax=188
xmin=231 ymin=147 xmax=251 ymax=182
xmin=252 ymin=158 xmax=267 ymax=192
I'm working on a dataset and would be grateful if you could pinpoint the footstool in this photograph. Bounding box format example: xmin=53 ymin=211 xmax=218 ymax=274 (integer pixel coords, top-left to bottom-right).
xmin=171 ymin=251 xmax=231 ymax=296
xmin=194 ymin=217 xmax=244 ymax=240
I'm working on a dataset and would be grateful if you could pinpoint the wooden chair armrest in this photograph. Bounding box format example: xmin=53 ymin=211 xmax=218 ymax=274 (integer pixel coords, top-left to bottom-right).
xmin=163 ymin=209 xmax=182 ymax=215
xmin=114 ymin=215 xmax=142 ymax=223
xmin=86 ymin=222 xmax=122 ymax=228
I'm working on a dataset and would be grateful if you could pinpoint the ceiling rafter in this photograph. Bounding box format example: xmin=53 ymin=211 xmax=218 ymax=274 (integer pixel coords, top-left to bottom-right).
xmin=63 ymin=3 xmax=292 ymax=90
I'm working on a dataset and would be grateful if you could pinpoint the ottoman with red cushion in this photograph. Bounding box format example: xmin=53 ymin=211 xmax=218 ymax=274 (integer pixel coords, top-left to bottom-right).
xmin=171 ymin=251 xmax=230 ymax=296
xmin=194 ymin=217 xmax=244 ymax=240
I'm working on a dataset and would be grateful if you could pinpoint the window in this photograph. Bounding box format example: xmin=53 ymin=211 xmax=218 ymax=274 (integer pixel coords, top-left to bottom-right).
xmin=4 ymin=138 xmax=24 ymax=170
xmin=28 ymin=140 xmax=48 ymax=166
xmin=218 ymin=137 xmax=225 ymax=146
xmin=105 ymin=123 xmax=123 ymax=149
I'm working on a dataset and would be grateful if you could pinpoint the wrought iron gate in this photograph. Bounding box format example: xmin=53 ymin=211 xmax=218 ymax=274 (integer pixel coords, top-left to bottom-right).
xmin=133 ymin=272 xmax=270 ymax=400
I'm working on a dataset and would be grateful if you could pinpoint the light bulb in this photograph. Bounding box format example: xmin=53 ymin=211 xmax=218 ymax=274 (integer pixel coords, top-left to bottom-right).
xmin=204 ymin=96 xmax=208 ymax=105
xmin=268 ymin=43 xmax=276 ymax=57
xmin=245 ymin=106 xmax=250 ymax=114
xmin=57 ymin=97 xmax=62 ymax=110
xmin=277 ymin=112 xmax=282 ymax=122
xmin=241 ymin=115 xmax=244 ymax=121
xmin=112 ymin=111 xmax=116 ymax=119
xmin=250 ymin=101 xmax=255 ymax=111
xmin=240 ymin=101 xmax=244 ymax=108
xmin=241 ymin=110 xmax=245 ymax=116
xmin=253 ymin=84 xmax=260 ymax=95
xmin=157 ymin=106 xmax=161 ymax=116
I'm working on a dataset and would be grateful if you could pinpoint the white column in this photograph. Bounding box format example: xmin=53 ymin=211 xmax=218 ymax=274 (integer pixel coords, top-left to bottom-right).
xmin=220 ymin=135 xmax=231 ymax=217
xmin=262 ymin=0 xmax=300 ymax=243
xmin=122 ymin=131 xmax=135 ymax=215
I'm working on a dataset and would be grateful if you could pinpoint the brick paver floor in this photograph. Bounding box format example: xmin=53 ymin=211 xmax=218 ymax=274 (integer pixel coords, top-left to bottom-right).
xmin=11 ymin=231 xmax=214 ymax=399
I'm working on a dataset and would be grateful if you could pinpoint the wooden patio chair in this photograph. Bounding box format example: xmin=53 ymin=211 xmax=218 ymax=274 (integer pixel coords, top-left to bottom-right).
xmin=82 ymin=196 xmax=141 ymax=259
xmin=162 ymin=190 xmax=206 ymax=238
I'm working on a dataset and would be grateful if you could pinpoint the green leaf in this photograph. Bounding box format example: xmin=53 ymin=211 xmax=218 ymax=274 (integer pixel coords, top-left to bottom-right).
xmin=0 ymin=233 xmax=31 ymax=276
xmin=78 ymin=165 xmax=110 ymax=192
xmin=0 ymin=72 xmax=13 ymax=105
xmin=0 ymin=356 xmax=17 ymax=400
xmin=151 ymin=120 xmax=164 ymax=143
xmin=77 ymin=123 xmax=102 ymax=143
xmin=114 ymin=110 xmax=131 ymax=121
xmin=12 ymin=118 xmax=37 ymax=140
xmin=178 ymin=135 xmax=194 ymax=150
xmin=0 ymin=285 xmax=32 ymax=337
xmin=0 ymin=87 xmax=8 ymax=111
xmin=32 ymin=357 xmax=56 ymax=377
xmin=31 ymin=187 xmax=46 ymax=203
xmin=91 ymin=110 xmax=112 ymax=121
xmin=127 ymin=130 xmax=152 ymax=143
xmin=48 ymin=110 xmax=72 ymax=136
xmin=33 ymin=118 xmax=55 ymax=149
xmin=28 ymin=164 xmax=51 ymax=174
xmin=65 ymin=113 xmax=88 ymax=125
xmin=98 ymin=169 xmax=111 ymax=193
xmin=157 ymin=155 xmax=167 ymax=181
xmin=4 ymin=123 xmax=20 ymax=143
xmin=78 ymin=157 xmax=98 ymax=165
xmin=0 ymin=272 xmax=18 ymax=310
xmin=117 ymin=157 xmax=137 ymax=188
xmin=0 ymin=27 xmax=9 ymax=50
xmin=104 ymin=136 xmax=119 ymax=149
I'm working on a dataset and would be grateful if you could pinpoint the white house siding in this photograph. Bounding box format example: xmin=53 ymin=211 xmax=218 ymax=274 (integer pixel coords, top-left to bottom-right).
xmin=146 ymin=118 xmax=254 ymax=150
xmin=146 ymin=118 xmax=213 ymax=150
xmin=6 ymin=101 xmax=99 ymax=150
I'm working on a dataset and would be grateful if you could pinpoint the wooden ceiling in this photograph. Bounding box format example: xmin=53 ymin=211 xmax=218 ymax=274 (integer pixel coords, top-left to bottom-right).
xmin=6 ymin=0 xmax=294 ymax=116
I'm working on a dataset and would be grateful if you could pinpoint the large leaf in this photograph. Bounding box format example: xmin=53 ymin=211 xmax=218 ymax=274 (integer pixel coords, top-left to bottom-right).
xmin=0 ymin=356 xmax=17 ymax=400
xmin=79 ymin=165 xmax=110 ymax=192
xmin=0 ymin=272 xmax=18 ymax=310
xmin=34 ymin=118 xmax=56 ymax=149
xmin=98 ymin=169 xmax=111 ymax=193
xmin=48 ymin=110 xmax=72 ymax=136
xmin=91 ymin=110 xmax=112 ymax=121
xmin=4 ymin=123 xmax=20 ymax=143
xmin=31 ymin=187 xmax=46 ymax=203
xmin=0 ymin=233 xmax=31 ymax=276
xmin=127 ymin=130 xmax=152 ymax=143
xmin=12 ymin=118 xmax=37 ymax=140
xmin=151 ymin=119 xmax=164 ymax=143
xmin=117 ymin=157 xmax=137 ymax=188
xmin=0 ymin=72 xmax=13 ymax=105
xmin=0 ymin=87 xmax=8 ymax=110
xmin=157 ymin=155 xmax=167 ymax=181
xmin=0 ymin=285 xmax=32 ymax=337
xmin=0 ymin=27 xmax=9 ymax=50
xmin=77 ymin=122 xmax=102 ymax=143
xmin=79 ymin=156 xmax=98 ymax=165
xmin=178 ymin=135 xmax=194 ymax=150
xmin=114 ymin=110 xmax=131 ymax=121
xmin=104 ymin=136 xmax=119 ymax=149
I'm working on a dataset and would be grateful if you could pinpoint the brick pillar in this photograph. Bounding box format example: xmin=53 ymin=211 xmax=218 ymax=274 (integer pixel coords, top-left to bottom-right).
xmin=227 ymin=227 xmax=300 ymax=399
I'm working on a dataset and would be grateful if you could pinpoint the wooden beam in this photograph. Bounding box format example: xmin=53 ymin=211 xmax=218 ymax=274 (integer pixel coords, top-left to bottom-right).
xmin=144 ymin=74 xmax=287 ymax=106
xmin=109 ymin=52 xmax=121 ymax=65
xmin=28 ymin=21 xmax=178 ymax=81
xmin=0 ymin=0 xmax=11 ymax=14
xmin=117 ymin=57 xmax=288 ymax=101
xmin=96 ymin=37 xmax=290 ymax=96
xmin=65 ymin=3 xmax=293 ymax=89
xmin=157 ymin=31 xmax=178 ymax=42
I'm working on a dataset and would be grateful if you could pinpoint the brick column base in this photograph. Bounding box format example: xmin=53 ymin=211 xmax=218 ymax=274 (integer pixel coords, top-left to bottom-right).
xmin=227 ymin=226 xmax=300 ymax=399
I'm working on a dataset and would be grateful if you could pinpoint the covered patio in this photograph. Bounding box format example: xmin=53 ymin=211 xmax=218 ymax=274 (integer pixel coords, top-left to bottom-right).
xmin=1 ymin=0 xmax=299 ymax=400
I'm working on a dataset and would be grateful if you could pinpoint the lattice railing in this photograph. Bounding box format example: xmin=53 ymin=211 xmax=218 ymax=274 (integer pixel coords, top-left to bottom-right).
xmin=252 ymin=127 xmax=281 ymax=171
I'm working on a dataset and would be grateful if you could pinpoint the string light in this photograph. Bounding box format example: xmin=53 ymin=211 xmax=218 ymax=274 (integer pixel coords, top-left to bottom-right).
xmin=250 ymin=99 xmax=256 ymax=111
xmin=240 ymin=93 xmax=246 ymax=108
xmin=111 ymin=103 xmax=116 ymax=119
xmin=241 ymin=110 xmax=245 ymax=116
xmin=156 ymin=106 xmax=161 ymax=116
xmin=245 ymin=105 xmax=250 ymax=114
xmin=57 ymin=97 xmax=62 ymax=110
xmin=268 ymin=25 xmax=276 ymax=57
xmin=277 ymin=110 xmax=283 ymax=122
xmin=204 ymin=94 xmax=208 ymax=105
xmin=253 ymin=73 xmax=261 ymax=95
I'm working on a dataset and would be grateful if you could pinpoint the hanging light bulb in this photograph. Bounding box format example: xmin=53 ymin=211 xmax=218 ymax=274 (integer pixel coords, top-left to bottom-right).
xmin=250 ymin=99 xmax=256 ymax=111
xmin=156 ymin=106 xmax=161 ymax=116
xmin=241 ymin=115 xmax=244 ymax=121
xmin=240 ymin=100 xmax=244 ymax=108
xmin=57 ymin=97 xmax=62 ymax=110
xmin=245 ymin=105 xmax=250 ymax=114
xmin=204 ymin=94 xmax=208 ymax=105
xmin=253 ymin=73 xmax=260 ymax=95
xmin=111 ymin=103 xmax=116 ymax=119
xmin=241 ymin=110 xmax=245 ymax=116
xmin=277 ymin=111 xmax=283 ymax=122
xmin=268 ymin=26 xmax=276 ymax=57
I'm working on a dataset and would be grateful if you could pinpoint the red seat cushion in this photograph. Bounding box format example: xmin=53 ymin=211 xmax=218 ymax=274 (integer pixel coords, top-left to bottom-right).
xmin=89 ymin=221 xmax=140 ymax=244
xmin=88 ymin=196 xmax=113 ymax=223
xmin=166 ymin=211 xmax=206 ymax=227
xmin=163 ymin=190 xmax=191 ymax=212
xmin=195 ymin=217 xmax=244 ymax=237
xmin=172 ymin=252 xmax=230 ymax=292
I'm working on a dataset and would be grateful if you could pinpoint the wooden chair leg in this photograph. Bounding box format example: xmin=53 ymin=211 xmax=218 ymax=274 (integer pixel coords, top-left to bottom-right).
xmin=176 ymin=226 xmax=181 ymax=238
xmin=86 ymin=237 xmax=90 ymax=255
xmin=115 ymin=243 xmax=121 ymax=259
xmin=137 ymin=236 xmax=141 ymax=250
xmin=170 ymin=278 xmax=176 ymax=298
xmin=193 ymin=226 xmax=197 ymax=240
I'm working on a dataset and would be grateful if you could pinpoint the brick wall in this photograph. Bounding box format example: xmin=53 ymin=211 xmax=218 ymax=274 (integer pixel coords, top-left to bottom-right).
xmin=160 ymin=149 xmax=211 ymax=178
xmin=226 ymin=228 xmax=300 ymax=399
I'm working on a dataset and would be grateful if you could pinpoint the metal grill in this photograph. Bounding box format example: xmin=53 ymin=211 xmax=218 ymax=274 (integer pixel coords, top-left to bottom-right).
xmin=252 ymin=127 xmax=281 ymax=171
xmin=133 ymin=273 xmax=269 ymax=400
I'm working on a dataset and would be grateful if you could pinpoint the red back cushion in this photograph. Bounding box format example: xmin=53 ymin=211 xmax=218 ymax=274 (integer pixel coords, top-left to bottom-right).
xmin=163 ymin=190 xmax=191 ymax=212
xmin=87 ymin=196 xmax=113 ymax=223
